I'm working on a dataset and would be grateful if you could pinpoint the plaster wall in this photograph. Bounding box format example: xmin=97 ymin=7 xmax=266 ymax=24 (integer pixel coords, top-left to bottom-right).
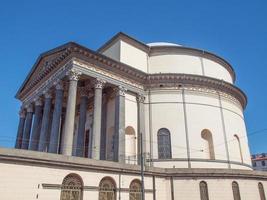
xmin=0 ymin=161 xmax=266 ymax=200
xmin=147 ymin=88 xmax=250 ymax=169
xmin=125 ymin=93 xmax=138 ymax=163
xmin=120 ymin=41 xmax=148 ymax=72
xmin=102 ymin=40 xmax=120 ymax=61
xmin=0 ymin=162 xmax=154 ymax=200
xmin=148 ymin=54 xmax=233 ymax=83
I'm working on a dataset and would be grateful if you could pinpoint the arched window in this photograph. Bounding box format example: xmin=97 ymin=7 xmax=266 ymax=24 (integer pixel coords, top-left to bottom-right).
xmin=99 ymin=177 xmax=116 ymax=200
xmin=259 ymin=182 xmax=266 ymax=200
xmin=201 ymin=129 xmax=215 ymax=160
xmin=157 ymin=128 xmax=172 ymax=159
xmin=60 ymin=173 xmax=83 ymax=200
xmin=199 ymin=181 xmax=209 ymax=200
xmin=232 ymin=181 xmax=241 ymax=200
xmin=129 ymin=179 xmax=142 ymax=200
xmin=125 ymin=126 xmax=137 ymax=164
xmin=234 ymin=134 xmax=243 ymax=163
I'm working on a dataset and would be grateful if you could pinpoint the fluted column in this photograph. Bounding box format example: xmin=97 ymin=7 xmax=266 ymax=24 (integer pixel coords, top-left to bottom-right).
xmin=137 ymin=94 xmax=146 ymax=165
xmin=91 ymin=79 xmax=106 ymax=160
xmin=21 ymin=105 xmax=34 ymax=149
xmin=114 ymin=86 xmax=127 ymax=163
xmin=15 ymin=108 xmax=26 ymax=149
xmin=38 ymin=92 xmax=52 ymax=152
xmin=29 ymin=98 xmax=43 ymax=150
xmin=76 ymin=88 xmax=89 ymax=157
xmin=48 ymin=82 xmax=64 ymax=153
xmin=61 ymin=70 xmax=81 ymax=156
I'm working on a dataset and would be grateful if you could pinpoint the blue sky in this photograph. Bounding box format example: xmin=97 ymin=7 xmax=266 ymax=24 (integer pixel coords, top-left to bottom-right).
xmin=0 ymin=0 xmax=266 ymax=154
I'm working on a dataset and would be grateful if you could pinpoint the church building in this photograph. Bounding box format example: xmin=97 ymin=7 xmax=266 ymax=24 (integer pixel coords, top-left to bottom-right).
xmin=1 ymin=32 xmax=267 ymax=200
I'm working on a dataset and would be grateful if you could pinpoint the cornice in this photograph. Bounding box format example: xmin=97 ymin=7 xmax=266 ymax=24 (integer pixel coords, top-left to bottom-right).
xmin=1 ymin=148 xmax=267 ymax=180
xmin=146 ymin=73 xmax=247 ymax=108
xmin=16 ymin=42 xmax=247 ymax=109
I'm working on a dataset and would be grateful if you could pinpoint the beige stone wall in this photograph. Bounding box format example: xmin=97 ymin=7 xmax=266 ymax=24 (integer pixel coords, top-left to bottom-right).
xmin=1 ymin=160 xmax=267 ymax=200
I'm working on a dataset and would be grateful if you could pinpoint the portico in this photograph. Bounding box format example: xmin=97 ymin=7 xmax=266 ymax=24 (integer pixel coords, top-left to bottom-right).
xmin=15 ymin=60 xmax=144 ymax=164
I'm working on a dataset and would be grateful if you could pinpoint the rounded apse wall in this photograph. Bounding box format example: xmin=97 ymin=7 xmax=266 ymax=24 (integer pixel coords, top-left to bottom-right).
xmin=147 ymin=87 xmax=251 ymax=170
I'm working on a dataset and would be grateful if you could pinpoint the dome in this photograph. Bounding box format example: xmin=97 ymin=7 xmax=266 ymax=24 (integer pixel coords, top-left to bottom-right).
xmin=147 ymin=42 xmax=182 ymax=47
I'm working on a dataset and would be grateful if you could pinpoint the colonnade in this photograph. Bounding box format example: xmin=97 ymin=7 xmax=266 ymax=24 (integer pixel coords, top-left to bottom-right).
xmin=15 ymin=69 xmax=145 ymax=163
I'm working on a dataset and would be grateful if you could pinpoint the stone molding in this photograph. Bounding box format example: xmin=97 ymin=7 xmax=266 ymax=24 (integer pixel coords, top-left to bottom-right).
xmin=16 ymin=42 xmax=246 ymax=108
xmin=1 ymin=148 xmax=267 ymax=180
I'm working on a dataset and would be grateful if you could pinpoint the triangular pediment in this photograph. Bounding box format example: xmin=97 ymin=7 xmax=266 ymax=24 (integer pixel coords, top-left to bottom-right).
xmin=16 ymin=43 xmax=73 ymax=99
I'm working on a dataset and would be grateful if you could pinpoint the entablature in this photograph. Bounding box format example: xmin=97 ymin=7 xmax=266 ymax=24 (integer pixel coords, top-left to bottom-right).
xmin=16 ymin=42 xmax=247 ymax=108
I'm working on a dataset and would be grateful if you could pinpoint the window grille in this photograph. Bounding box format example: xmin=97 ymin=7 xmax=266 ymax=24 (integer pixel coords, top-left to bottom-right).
xmin=60 ymin=174 xmax=83 ymax=200
xmin=99 ymin=177 xmax=116 ymax=200
xmin=232 ymin=181 xmax=241 ymax=200
xmin=199 ymin=181 xmax=209 ymax=200
xmin=129 ymin=179 xmax=142 ymax=200
xmin=259 ymin=182 xmax=266 ymax=200
xmin=157 ymin=128 xmax=172 ymax=159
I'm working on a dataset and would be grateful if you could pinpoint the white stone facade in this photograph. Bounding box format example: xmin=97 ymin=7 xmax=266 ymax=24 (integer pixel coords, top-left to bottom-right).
xmin=1 ymin=32 xmax=266 ymax=200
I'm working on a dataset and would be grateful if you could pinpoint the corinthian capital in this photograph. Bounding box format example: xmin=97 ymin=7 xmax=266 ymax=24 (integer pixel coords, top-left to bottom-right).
xmin=115 ymin=86 xmax=127 ymax=97
xmin=26 ymin=104 xmax=34 ymax=113
xmin=54 ymin=80 xmax=64 ymax=90
xmin=19 ymin=108 xmax=26 ymax=118
xmin=34 ymin=97 xmax=43 ymax=106
xmin=136 ymin=94 xmax=145 ymax=103
xmin=67 ymin=69 xmax=81 ymax=81
xmin=94 ymin=78 xmax=106 ymax=89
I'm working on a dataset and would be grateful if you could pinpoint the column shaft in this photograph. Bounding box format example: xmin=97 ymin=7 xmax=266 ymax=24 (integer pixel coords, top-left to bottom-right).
xmin=100 ymin=94 xmax=108 ymax=160
xmin=21 ymin=106 xmax=34 ymax=149
xmin=91 ymin=81 xmax=105 ymax=159
xmin=48 ymin=84 xmax=64 ymax=153
xmin=61 ymin=70 xmax=80 ymax=156
xmin=137 ymin=94 xmax=146 ymax=165
xmin=15 ymin=109 xmax=26 ymax=149
xmin=114 ymin=86 xmax=126 ymax=163
xmin=29 ymin=100 xmax=43 ymax=150
xmin=38 ymin=93 xmax=52 ymax=151
xmin=76 ymin=95 xmax=88 ymax=157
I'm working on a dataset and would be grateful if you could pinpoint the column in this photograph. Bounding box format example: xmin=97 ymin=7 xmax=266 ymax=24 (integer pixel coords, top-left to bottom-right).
xmin=91 ymin=79 xmax=105 ymax=160
xmin=15 ymin=108 xmax=26 ymax=149
xmin=76 ymin=87 xmax=89 ymax=157
xmin=114 ymin=86 xmax=127 ymax=163
xmin=48 ymin=81 xmax=64 ymax=153
xmin=29 ymin=98 xmax=43 ymax=150
xmin=100 ymin=93 xmax=108 ymax=160
xmin=137 ymin=94 xmax=146 ymax=165
xmin=21 ymin=105 xmax=34 ymax=149
xmin=38 ymin=92 xmax=52 ymax=152
xmin=61 ymin=70 xmax=81 ymax=156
